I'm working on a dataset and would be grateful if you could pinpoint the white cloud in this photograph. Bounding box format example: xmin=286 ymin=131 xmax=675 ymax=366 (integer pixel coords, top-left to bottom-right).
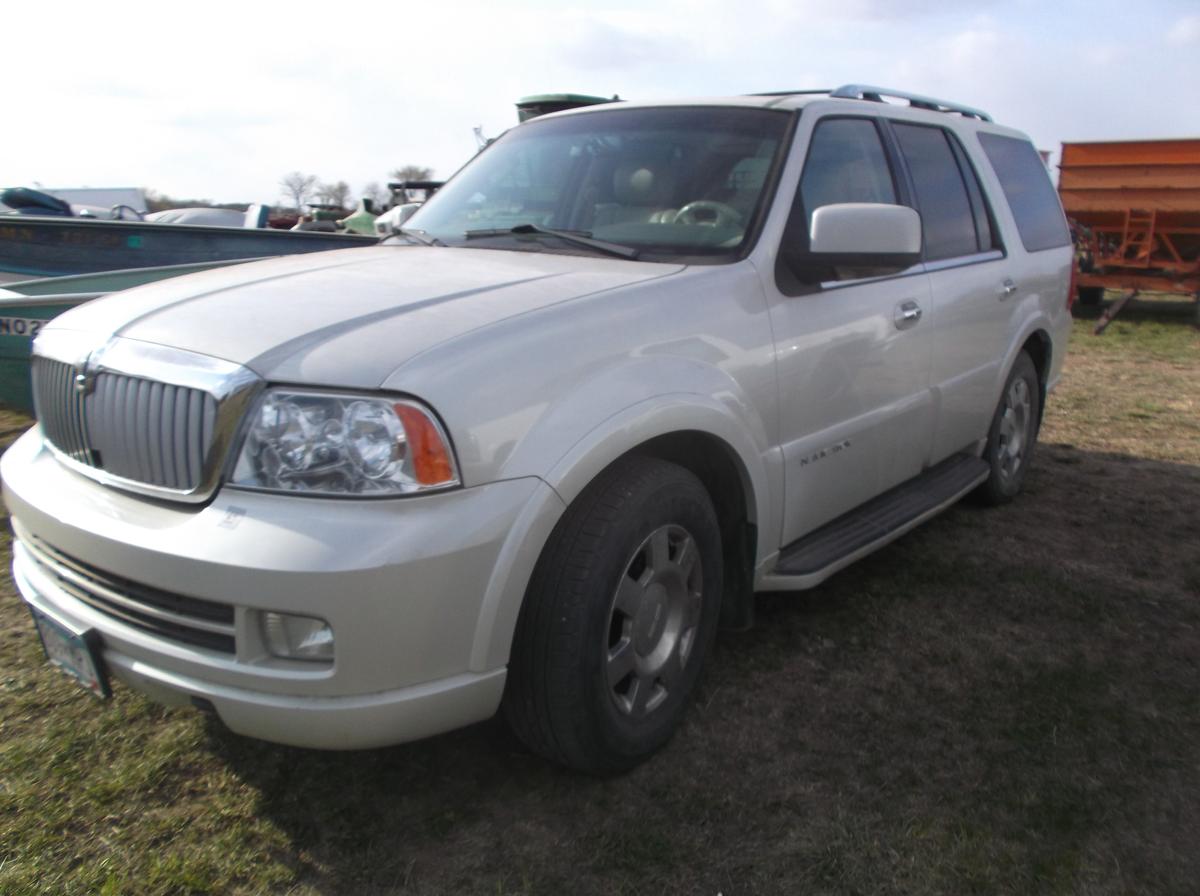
xmin=1167 ymin=14 xmax=1200 ymax=45
xmin=556 ymin=18 xmax=693 ymax=71
xmin=1 ymin=0 xmax=1197 ymax=202
xmin=1080 ymin=43 xmax=1130 ymax=67
xmin=764 ymin=0 xmax=998 ymax=21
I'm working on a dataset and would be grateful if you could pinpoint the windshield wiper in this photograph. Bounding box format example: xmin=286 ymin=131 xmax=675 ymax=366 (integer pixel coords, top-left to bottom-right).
xmin=392 ymin=228 xmax=445 ymax=247
xmin=464 ymin=224 xmax=639 ymax=260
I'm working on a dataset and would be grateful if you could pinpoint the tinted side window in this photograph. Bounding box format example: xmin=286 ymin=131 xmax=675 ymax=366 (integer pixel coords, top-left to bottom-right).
xmin=978 ymin=133 xmax=1071 ymax=252
xmin=947 ymin=133 xmax=1000 ymax=253
xmin=799 ymin=118 xmax=897 ymax=227
xmin=893 ymin=123 xmax=977 ymax=261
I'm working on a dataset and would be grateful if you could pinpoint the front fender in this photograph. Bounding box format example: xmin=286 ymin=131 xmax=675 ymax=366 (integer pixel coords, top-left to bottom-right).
xmin=541 ymin=390 xmax=776 ymax=531
xmin=496 ymin=354 xmax=775 ymax=497
xmin=468 ymin=382 xmax=783 ymax=674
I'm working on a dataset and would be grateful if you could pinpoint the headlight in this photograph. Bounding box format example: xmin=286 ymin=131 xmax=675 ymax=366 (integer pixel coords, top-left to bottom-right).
xmin=230 ymin=390 xmax=459 ymax=496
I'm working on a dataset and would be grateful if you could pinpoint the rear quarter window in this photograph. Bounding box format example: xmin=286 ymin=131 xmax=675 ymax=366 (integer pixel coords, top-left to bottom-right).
xmin=893 ymin=123 xmax=980 ymax=261
xmin=978 ymin=133 xmax=1070 ymax=252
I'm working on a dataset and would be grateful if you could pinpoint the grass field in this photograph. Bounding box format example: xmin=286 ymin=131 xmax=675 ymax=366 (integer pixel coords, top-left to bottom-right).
xmin=1 ymin=314 xmax=1198 ymax=895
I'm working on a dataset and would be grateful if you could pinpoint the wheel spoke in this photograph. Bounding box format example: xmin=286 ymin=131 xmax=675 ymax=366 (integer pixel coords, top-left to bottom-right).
xmin=606 ymin=638 xmax=636 ymax=687
xmin=675 ymin=534 xmax=697 ymax=580
xmin=999 ymin=412 xmax=1015 ymax=443
xmin=659 ymin=640 xmax=686 ymax=693
xmin=1012 ymin=378 xmax=1029 ymax=409
xmin=649 ymin=527 xmax=671 ymax=571
xmin=1001 ymin=386 xmax=1030 ymax=479
xmin=630 ymin=674 xmax=656 ymax=716
xmin=613 ymin=574 xmax=643 ymax=618
xmin=644 ymin=684 xmax=667 ymax=714
xmin=680 ymin=591 xmax=701 ymax=632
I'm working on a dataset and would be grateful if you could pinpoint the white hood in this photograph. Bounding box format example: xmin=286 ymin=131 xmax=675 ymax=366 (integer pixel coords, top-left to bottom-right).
xmin=45 ymin=245 xmax=683 ymax=388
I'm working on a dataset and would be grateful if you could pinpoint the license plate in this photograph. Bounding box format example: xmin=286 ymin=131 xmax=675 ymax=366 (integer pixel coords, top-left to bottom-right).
xmin=28 ymin=606 xmax=110 ymax=699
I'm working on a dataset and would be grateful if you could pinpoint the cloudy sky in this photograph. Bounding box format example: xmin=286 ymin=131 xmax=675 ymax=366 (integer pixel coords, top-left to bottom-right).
xmin=3 ymin=0 xmax=1198 ymax=205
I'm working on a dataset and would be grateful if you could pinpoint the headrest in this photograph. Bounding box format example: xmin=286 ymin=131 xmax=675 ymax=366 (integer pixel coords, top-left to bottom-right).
xmin=612 ymin=162 xmax=675 ymax=206
xmin=727 ymin=157 xmax=770 ymax=191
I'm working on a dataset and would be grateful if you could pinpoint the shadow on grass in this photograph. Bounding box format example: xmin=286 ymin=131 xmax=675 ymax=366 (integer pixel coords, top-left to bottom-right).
xmin=198 ymin=444 xmax=1200 ymax=895
xmin=1071 ymin=297 xmax=1198 ymax=325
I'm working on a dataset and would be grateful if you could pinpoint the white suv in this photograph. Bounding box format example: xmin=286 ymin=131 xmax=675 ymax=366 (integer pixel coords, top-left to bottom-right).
xmin=3 ymin=86 xmax=1072 ymax=772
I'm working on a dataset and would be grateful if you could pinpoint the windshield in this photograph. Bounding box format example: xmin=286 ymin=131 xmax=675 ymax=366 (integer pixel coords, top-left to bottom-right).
xmin=405 ymin=106 xmax=791 ymax=262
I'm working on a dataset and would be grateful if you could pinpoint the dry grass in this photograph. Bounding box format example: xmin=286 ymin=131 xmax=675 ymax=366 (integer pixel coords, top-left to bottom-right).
xmin=1045 ymin=307 xmax=1200 ymax=463
xmin=1 ymin=314 xmax=1198 ymax=895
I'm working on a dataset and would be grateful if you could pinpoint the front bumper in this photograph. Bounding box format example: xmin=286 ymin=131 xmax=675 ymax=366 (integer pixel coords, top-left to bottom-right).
xmin=3 ymin=429 xmax=557 ymax=749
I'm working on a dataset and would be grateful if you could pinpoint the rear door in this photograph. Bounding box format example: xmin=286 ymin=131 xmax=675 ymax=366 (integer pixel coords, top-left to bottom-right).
xmin=886 ymin=120 xmax=1011 ymax=460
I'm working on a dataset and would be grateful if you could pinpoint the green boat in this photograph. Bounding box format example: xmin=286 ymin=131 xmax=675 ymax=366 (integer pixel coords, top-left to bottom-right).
xmin=514 ymin=93 xmax=617 ymax=122
xmin=0 ymin=258 xmax=260 ymax=413
xmin=0 ymin=214 xmax=376 ymax=278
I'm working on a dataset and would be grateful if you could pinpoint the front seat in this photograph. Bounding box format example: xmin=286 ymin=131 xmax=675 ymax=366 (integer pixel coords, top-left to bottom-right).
xmin=593 ymin=161 xmax=678 ymax=227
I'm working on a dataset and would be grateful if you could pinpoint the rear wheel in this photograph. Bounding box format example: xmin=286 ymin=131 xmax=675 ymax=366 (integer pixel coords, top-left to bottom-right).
xmin=975 ymin=351 xmax=1041 ymax=505
xmin=503 ymin=456 xmax=722 ymax=774
xmin=1076 ymin=286 xmax=1104 ymax=307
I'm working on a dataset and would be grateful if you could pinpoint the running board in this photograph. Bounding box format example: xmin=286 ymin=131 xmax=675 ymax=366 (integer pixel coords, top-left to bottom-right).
xmin=758 ymin=453 xmax=989 ymax=591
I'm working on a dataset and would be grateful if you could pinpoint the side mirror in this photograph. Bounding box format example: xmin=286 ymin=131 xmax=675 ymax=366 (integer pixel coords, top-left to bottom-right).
xmin=792 ymin=203 xmax=922 ymax=276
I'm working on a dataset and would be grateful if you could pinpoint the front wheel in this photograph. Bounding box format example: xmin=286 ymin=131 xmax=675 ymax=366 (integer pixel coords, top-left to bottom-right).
xmin=503 ymin=456 xmax=723 ymax=774
xmin=974 ymin=351 xmax=1041 ymax=505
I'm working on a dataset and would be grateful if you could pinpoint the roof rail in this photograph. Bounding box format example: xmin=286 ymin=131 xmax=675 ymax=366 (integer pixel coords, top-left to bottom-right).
xmin=829 ymin=84 xmax=992 ymax=122
xmin=751 ymin=89 xmax=832 ymax=97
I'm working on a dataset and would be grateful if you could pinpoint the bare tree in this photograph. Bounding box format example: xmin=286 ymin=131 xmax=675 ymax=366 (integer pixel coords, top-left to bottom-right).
xmin=362 ymin=181 xmax=389 ymax=210
xmin=279 ymin=171 xmax=317 ymax=212
xmin=388 ymin=165 xmax=436 ymax=202
xmin=389 ymin=165 xmax=435 ymax=184
xmin=315 ymin=180 xmax=352 ymax=210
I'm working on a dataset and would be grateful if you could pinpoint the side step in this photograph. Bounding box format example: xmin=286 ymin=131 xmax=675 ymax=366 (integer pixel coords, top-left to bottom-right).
xmin=763 ymin=453 xmax=989 ymax=589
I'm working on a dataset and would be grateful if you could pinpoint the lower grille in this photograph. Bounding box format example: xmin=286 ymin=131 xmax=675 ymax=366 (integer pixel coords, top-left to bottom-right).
xmin=23 ymin=537 xmax=236 ymax=654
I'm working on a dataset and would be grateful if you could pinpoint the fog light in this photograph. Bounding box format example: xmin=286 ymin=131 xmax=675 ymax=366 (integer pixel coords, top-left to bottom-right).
xmin=261 ymin=612 xmax=334 ymax=662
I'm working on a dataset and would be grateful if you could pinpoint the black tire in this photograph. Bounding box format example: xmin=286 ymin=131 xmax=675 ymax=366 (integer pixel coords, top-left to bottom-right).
xmin=1076 ymin=286 xmax=1104 ymax=307
xmin=974 ymin=351 xmax=1041 ymax=506
xmin=503 ymin=455 xmax=723 ymax=774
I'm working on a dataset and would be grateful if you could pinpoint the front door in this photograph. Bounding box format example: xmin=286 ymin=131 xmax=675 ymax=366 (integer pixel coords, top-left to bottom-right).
xmin=762 ymin=115 xmax=935 ymax=547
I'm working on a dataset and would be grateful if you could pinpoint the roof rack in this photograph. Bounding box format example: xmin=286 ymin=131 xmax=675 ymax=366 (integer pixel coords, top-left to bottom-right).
xmin=751 ymin=89 xmax=832 ymax=97
xmin=749 ymin=85 xmax=993 ymax=121
xmin=827 ymin=85 xmax=992 ymax=122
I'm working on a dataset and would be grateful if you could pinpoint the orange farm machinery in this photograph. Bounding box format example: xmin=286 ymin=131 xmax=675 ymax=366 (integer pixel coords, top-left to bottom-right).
xmin=1058 ymin=138 xmax=1200 ymax=330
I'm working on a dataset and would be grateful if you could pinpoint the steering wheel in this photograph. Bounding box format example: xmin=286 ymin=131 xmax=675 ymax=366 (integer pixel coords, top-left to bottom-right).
xmin=673 ymin=200 xmax=742 ymax=228
xmin=110 ymin=204 xmax=145 ymax=221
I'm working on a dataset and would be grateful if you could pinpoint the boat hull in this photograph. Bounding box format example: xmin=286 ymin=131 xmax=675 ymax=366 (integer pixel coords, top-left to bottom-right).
xmin=0 ymin=216 xmax=376 ymax=277
xmin=0 ymin=259 xmax=262 ymax=412
xmin=0 ymin=295 xmax=78 ymax=413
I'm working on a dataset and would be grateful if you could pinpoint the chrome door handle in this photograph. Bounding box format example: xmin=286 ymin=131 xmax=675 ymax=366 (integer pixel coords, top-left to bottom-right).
xmin=894 ymin=300 xmax=923 ymax=329
xmin=1000 ymin=278 xmax=1018 ymax=299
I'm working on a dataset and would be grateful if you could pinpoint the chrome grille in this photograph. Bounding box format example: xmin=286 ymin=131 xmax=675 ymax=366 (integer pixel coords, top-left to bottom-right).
xmin=23 ymin=536 xmax=236 ymax=654
xmin=32 ymin=358 xmax=92 ymax=464
xmin=32 ymin=357 xmax=219 ymax=492
xmin=90 ymin=370 xmax=217 ymax=490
